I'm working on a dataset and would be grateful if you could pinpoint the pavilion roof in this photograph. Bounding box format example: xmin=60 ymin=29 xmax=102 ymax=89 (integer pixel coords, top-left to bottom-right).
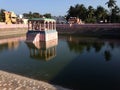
xmin=29 ymin=18 xmax=56 ymax=22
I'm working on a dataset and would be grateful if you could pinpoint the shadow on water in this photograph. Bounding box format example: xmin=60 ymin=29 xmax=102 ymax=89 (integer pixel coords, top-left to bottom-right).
xmin=0 ymin=36 xmax=120 ymax=90
xmin=66 ymin=36 xmax=116 ymax=62
xmin=49 ymin=36 xmax=120 ymax=90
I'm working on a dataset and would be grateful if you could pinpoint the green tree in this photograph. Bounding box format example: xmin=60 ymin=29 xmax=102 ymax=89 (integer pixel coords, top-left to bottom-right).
xmin=87 ymin=6 xmax=94 ymax=18
xmin=85 ymin=6 xmax=96 ymax=23
xmin=105 ymin=0 xmax=116 ymax=22
xmin=23 ymin=13 xmax=30 ymax=18
xmin=111 ymin=5 xmax=120 ymax=22
xmin=66 ymin=4 xmax=87 ymax=21
xmin=23 ymin=12 xmax=42 ymax=19
xmin=43 ymin=13 xmax=51 ymax=18
xmin=32 ymin=12 xmax=41 ymax=18
xmin=95 ymin=6 xmax=108 ymax=23
xmin=28 ymin=11 xmax=33 ymax=19
xmin=105 ymin=0 xmax=116 ymax=9
xmin=0 ymin=9 xmax=6 ymax=22
xmin=67 ymin=6 xmax=76 ymax=16
xmin=77 ymin=4 xmax=87 ymax=21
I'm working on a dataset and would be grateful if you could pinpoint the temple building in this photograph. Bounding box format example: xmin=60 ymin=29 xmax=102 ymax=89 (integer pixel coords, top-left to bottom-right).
xmin=4 ymin=11 xmax=17 ymax=24
xmin=68 ymin=17 xmax=83 ymax=24
xmin=26 ymin=18 xmax=58 ymax=60
xmin=26 ymin=18 xmax=58 ymax=42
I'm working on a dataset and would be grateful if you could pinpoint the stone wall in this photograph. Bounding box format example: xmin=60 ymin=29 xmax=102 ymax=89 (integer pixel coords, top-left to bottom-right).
xmin=0 ymin=24 xmax=27 ymax=38
xmin=56 ymin=24 xmax=120 ymax=38
xmin=0 ymin=24 xmax=27 ymax=29
xmin=0 ymin=28 xmax=27 ymax=38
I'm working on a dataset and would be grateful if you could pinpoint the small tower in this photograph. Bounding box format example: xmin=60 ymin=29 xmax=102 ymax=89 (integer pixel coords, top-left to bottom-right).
xmin=26 ymin=18 xmax=58 ymax=42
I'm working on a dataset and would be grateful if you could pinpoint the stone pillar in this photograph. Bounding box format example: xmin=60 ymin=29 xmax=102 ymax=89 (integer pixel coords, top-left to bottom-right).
xmin=38 ymin=21 xmax=40 ymax=30
xmin=33 ymin=21 xmax=35 ymax=30
xmin=39 ymin=23 xmax=41 ymax=31
xmin=28 ymin=21 xmax=30 ymax=30
xmin=49 ymin=22 xmax=52 ymax=30
xmin=47 ymin=21 xmax=49 ymax=30
xmin=44 ymin=21 xmax=46 ymax=30
xmin=32 ymin=21 xmax=34 ymax=30
xmin=54 ymin=22 xmax=56 ymax=30
xmin=51 ymin=22 xmax=53 ymax=30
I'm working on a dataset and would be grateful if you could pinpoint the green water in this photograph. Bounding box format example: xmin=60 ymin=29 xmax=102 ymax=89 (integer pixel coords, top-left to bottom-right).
xmin=0 ymin=35 xmax=120 ymax=90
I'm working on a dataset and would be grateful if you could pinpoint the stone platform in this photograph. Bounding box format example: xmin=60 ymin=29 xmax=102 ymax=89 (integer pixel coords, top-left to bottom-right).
xmin=0 ymin=70 xmax=70 ymax=90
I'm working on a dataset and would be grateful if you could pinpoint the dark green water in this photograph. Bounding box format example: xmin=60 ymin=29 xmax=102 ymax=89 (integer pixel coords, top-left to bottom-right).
xmin=0 ymin=35 xmax=120 ymax=90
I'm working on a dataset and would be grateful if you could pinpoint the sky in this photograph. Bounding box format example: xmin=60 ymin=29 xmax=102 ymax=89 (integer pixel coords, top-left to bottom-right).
xmin=0 ymin=0 xmax=120 ymax=16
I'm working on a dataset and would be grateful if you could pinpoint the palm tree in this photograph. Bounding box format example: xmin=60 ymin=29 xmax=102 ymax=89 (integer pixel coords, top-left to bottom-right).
xmin=87 ymin=6 xmax=94 ymax=18
xmin=67 ymin=4 xmax=87 ymax=21
xmin=111 ymin=5 xmax=120 ymax=22
xmin=105 ymin=0 xmax=116 ymax=9
xmin=95 ymin=6 xmax=108 ymax=22
xmin=77 ymin=4 xmax=87 ymax=21
xmin=67 ymin=6 xmax=76 ymax=17
xmin=105 ymin=0 xmax=116 ymax=22
xmin=85 ymin=6 xmax=96 ymax=23
xmin=104 ymin=50 xmax=111 ymax=61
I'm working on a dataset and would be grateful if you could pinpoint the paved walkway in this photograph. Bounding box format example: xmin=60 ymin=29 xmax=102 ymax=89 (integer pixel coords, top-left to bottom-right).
xmin=0 ymin=70 xmax=70 ymax=90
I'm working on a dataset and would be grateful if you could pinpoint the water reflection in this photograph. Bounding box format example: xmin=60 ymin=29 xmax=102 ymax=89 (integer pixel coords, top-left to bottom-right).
xmin=25 ymin=39 xmax=58 ymax=61
xmin=104 ymin=50 xmax=111 ymax=61
xmin=0 ymin=35 xmax=120 ymax=89
xmin=67 ymin=36 xmax=120 ymax=61
xmin=0 ymin=37 xmax=25 ymax=51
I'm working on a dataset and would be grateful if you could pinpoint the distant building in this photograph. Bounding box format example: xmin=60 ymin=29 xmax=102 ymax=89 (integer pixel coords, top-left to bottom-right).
xmin=4 ymin=11 xmax=17 ymax=24
xmin=22 ymin=19 xmax=28 ymax=24
xmin=68 ymin=17 xmax=83 ymax=24
xmin=17 ymin=14 xmax=28 ymax=24
xmin=52 ymin=16 xmax=67 ymax=24
xmin=19 ymin=15 xmax=23 ymax=19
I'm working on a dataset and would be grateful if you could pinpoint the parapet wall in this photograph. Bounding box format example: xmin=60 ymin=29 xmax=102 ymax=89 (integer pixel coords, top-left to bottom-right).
xmin=56 ymin=23 xmax=120 ymax=38
xmin=0 ymin=23 xmax=120 ymax=38
xmin=0 ymin=24 xmax=27 ymax=29
xmin=57 ymin=23 xmax=120 ymax=30
xmin=0 ymin=24 xmax=28 ymax=38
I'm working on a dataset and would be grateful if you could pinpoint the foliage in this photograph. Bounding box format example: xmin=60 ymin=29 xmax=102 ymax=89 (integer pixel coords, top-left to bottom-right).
xmin=105 ymin=0 xmax=116 ymax=9
xmin=23 ymin=12 xmax=52 ymax=19
xmin=23 ymin=11 xmax=42 ymax=19
xmin=0 ymin=0 xmax=120 ymax=23
xmin=43 ymin=13 xmax=52 ymax=18
xmin=67 ymin=4 xmax=87 ymax=21
xmin=66 ymin=0 xmax=120 ymax=23
xmin=0 ymin=9 xmax=6 ymax=22
xmin=105 ymin=0 xmax=120 ymax=22
xmin=95 ymin=6 xmax=108 ymax=22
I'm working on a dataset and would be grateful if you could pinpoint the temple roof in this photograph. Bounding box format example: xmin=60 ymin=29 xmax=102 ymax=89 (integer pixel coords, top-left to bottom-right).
xmin=29 ymin=18 xmax=56 ymax=22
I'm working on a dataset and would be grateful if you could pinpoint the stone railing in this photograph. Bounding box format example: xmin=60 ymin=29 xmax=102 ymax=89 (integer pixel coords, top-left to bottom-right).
xmin=0 ymin=24 xmax=28 ymax=29
xmin=56 ymin=23 xmax=120 ymax=30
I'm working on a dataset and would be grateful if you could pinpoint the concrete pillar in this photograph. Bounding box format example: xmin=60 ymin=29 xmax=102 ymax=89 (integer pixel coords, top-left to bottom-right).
xmin=44 ymin=22 xmax=46 ymax=31
xmin=38 ymin=21 xmax=40 ymax=30
xmin=54 ymin=22 xmax=56 ymax=30
xmin=47 ymin=21 xmax=49 ymax=30
xmin=39 ymin=21 xmax=41 ymax=31
xmin=28 ymin=21 xmax=30 ymax=30
xmin=51 ymin=22 xmax=53 ymax=30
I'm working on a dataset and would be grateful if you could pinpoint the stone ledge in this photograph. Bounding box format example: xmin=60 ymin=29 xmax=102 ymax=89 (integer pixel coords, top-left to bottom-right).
xmin=0 ymin=70 xmax=70 ymax=90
